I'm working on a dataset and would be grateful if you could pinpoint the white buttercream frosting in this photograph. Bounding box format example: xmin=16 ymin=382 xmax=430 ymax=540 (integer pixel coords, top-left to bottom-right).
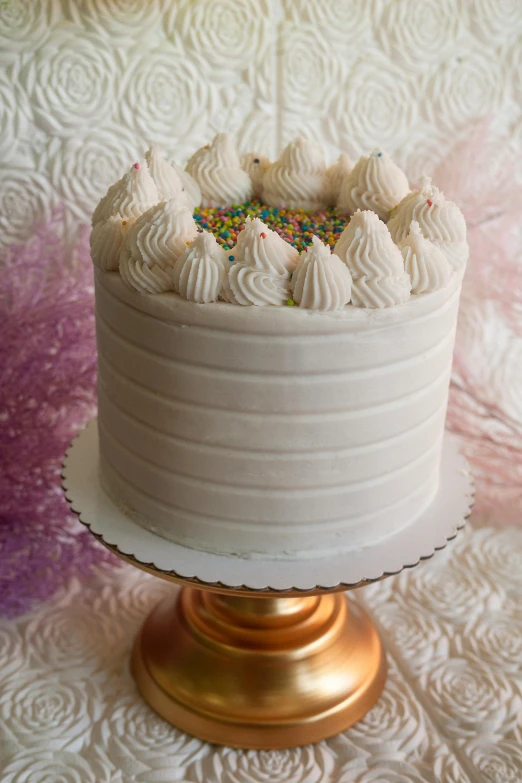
xmin=175 ymin=164 xmax=202 ymax=209
xmin=240 ymin=152 xmax=271 ymax=199
xmin=90 ymin=214 xmax=133 ymax=271
xmin=350 ymin=275 xmax=412 ymax=308
xmin=262 ymin=137 xmax=327 ymax=210
xmin=325 ymin=152 xmax=353 ymax=206
xmin=93 ymin=162 xmax=158 ymax=226
xmin=186 ymin=133 xmax=253 ymax=207
xmin=144 ymin=145 xmax=192 ymax=208
xmin=388 ymin=175 xmax=468 ymax=268
xmin=119 ymin=256 xmax=172 ymax=294
xmin=92 ymin=180 xmax=121 ymax=227
xmin=123 ymin=199 xmax=198 ymax=270
xmin=335 ymin=209 xmax=411 ymax=308
xmin=172 ymin=231 xmax=227 ymax=303
xmin=224 ymin=217 xmax=297 ymax=306
xmin=232 ymin=216 xmax=299 ymax=278
xmin=291 ymin=236 xmax=352 ymax=311
xmin=118 ymin=200 xmax=198 ymax=294
xmin=338 ymin=150 xmax=410 ymax=221
xmin=399 ymin=221 xmax=453 ymax=294
xmin=228 ymin=265 xmax=289 ymax=306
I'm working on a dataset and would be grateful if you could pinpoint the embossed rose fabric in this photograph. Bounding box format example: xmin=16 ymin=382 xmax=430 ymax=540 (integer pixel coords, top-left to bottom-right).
xmin=1 ymin=0 xmax=522 ymax=254
xmin=1 ymin=2 xmax=522 ymax=780
xmin=1 ymin=528 xmax=522 ymax=781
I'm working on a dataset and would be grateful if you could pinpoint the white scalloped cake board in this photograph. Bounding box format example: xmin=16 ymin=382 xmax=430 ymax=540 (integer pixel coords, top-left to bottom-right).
xmin=62 ymin=421 xmax=473 ymax=592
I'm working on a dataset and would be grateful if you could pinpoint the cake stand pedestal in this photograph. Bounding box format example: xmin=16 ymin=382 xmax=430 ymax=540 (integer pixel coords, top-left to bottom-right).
xmin=62 ymin=421 xmax=473 ymax=750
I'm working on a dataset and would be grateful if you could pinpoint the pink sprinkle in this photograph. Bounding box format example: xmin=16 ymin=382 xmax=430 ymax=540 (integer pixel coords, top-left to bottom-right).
xmin=134 ymin=162 xmax=141 ymax=169
xmin=427 ymin=199 xmax=433 ymax=207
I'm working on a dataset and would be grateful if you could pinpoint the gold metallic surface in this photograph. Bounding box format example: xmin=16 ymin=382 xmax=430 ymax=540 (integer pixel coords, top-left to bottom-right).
xmin=131 ymin=587 xmax=387 ymax=748
xmin=62 ymin=425 xmax=472 ymax=748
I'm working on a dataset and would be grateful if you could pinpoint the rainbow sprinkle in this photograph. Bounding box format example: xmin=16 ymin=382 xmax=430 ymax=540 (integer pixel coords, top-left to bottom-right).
xmin=193 ymin=200 xmax=348 ymax=253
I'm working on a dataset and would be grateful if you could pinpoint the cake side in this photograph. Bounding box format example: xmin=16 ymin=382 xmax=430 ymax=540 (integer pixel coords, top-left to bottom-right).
xmin=91 ymin=133 xmax=468 ymax=559
xmin=96 ymin=269 xmax=463 ymax=558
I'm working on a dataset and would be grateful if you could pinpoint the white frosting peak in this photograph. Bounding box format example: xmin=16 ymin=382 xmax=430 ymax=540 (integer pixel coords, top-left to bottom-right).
xmin=125 ymin=200 xmax=198 ymax=269
xmin=291 ymin=236 xmax=352 ymax=311
xmin=94 ymin=162 xmax=158 ymax=225
xmin=175 ymin=164 xmax=202 ymax=208
xmin=388 ymin=177 xmax=468 ymax=268
xmin=186 ymin=133 xmax=253 ymax=207
xmin=335 ymin=209 xmax=411 ymax=308
xmin=92 ymin=180 xmax=122 ymax=227
xmin=119 ymin=257 xmax=172 ymax=294
xmin=233 ymin=217 xmax=299 ymax=277
xmin=145 ymin=145 xmax=193 ymax=208
xmin=325 ymin=152 xmax=354 ymax=205
xmin=225 ymin=217 xmax=298 ymax=307
xmin=90 ymin=214 xmax=133 ymax=271
xmin=119 ymin=200 xmax=198 ymax=294
xmin=262 ymin=136 xmax=327 ymax=210
xmin=240 ymin=152 xmax=271 ymax=199
xmin=228 ymin=266 xmax=289 ymax=307
xmin=173 ymin=231 xmax=227 ymax=303
xmin=338 ymin=150 xmax=410 ymax=221
xmin=399 ymin=221 xmax=453 ymax=294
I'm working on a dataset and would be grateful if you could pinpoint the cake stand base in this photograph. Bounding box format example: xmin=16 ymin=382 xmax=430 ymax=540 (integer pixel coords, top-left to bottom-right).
xmin=131 ymin=587 xmax=386 ymax=749
xmin=62 ymin=421 xmax=473 ymax=749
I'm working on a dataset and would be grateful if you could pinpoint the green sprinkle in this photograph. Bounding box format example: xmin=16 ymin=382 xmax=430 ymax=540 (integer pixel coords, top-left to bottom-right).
xmin=286 ymin=298 xmax=295 ymax=307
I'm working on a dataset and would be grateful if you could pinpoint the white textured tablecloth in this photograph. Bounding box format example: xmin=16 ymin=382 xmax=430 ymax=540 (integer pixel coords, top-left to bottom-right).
xmin=1 ymin=521 xmax=521 ymax=782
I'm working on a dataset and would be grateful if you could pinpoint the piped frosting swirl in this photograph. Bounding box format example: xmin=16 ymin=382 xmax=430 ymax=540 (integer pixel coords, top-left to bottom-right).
xmin=175 ymin=164 xmax=202 ymax=209
xmin=224 ymin=217 xmax=298 ymax=306
xmin=338 ymin=150 xmax=410 ymax=221
xmin=387 ymin=176 xmax=468 ymax=268
xmin=123 ymin=200 xmax=198 ymax=270
xmin=228 ymin=266 xmax=289 ymax=306
xmin=325 ymin=153 xmax=353 ymax=206
xmin=262 ymin=137 xmax=327 ymax=210
xmin=232 ymin=216 xmax=299 ymax=277
xmin=145 ymin=145 xmax=193 ymax=208
xmin=90 ymin=214 xmax=133 ymax=271
xmin=240 ymin=152 xmax=271 ymax=199
xmin=119 ymin=200 xmax=198 ymax=294
xmin=186 ymin=133 xmax=253 ymax=208
xmin=173 ymin=231 xmax=227 ymax=303
xmin=93 ymin=162 xmax=158 ymax=226
xmin=399 ymin=221 xmax=453 ymax=294
xmin=291 ymin=236 xmax=352 ymax=310
xmin=92 ymin=180 xmax=121 ymax=227
xmin=119 ymin=257 xmax=172 ymax=294
xmin=335 ymin=209 xmax=411 ymax=308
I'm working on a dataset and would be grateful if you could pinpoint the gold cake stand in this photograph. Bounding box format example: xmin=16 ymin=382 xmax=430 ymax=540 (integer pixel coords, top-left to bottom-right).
xmin=63 ymin=422 xmax=473 ymax=750
xmin=98 ymin=539 xmax=388 ymax=749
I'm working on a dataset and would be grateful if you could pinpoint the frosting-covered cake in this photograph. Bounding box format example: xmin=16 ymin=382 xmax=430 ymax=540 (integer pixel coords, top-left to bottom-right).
xmin=91 ymin=134 xmax=468 ymax=559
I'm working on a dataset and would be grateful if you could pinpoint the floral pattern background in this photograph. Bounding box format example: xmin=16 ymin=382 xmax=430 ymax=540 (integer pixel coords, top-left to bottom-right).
xmin=1 ymin=526 xmax=522 ymax=781
xmin=1 ymin=0 xmax=521 ymax=255
xmin=2 ymin=1 xmax=522 ymax=780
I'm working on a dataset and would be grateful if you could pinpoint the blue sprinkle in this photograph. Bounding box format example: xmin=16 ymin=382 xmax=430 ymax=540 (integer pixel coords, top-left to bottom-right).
xmin=228 ymin=255 xmax=235 ymax=262
xmin=377 ymin=152 xmax=382 ymax=157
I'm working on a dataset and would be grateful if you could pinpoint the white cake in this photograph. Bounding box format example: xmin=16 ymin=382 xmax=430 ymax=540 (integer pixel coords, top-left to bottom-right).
xmin=91 ymin=136 xmax=467 ymax=559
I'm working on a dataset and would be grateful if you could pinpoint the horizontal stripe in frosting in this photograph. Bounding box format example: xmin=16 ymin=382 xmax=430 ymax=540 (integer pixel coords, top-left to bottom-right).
xmin=95 ymin=265 xmax=460 ymax=557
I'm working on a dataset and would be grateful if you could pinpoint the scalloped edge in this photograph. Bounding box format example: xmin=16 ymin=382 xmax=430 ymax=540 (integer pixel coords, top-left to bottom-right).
xmin=61 ymin=420 xmax=474 ymax=594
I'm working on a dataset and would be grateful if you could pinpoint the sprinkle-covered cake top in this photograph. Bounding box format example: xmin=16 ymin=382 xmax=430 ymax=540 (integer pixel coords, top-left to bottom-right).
xmin=193 ymin=201 xmax=346 ymax=254
xmin=90 ymin=134 xmax=468 ymax=311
